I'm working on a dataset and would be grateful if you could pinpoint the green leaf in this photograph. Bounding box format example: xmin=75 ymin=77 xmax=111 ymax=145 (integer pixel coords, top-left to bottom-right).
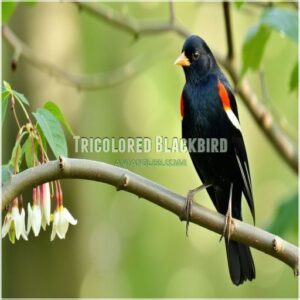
xmin=2 ymin=2 xmax=16 ymax=24
xmin=10 ymin=143 xmax=23 ymax=173
xmin=2 ymin=164 xmax=14 ymax=184
xmin=241 ymin=25 xmax=271 ymax=75
xmin=268 ymin=193 xmax=298 ymax=236
xmin=2 ymin=95 xmax=9 ymax=126
xmin=22 ymin=137 xmax=36 ymax=168
xmin=261 ymin=7 xmax=298 ymax=43
xmin=289 ymin=62 xmax=298 ymax=92
xmin=3 ymin=81 xmax=12 ymax=93
xmin=13 ymin=91 xmax=29 ymax=106
xmin=33 ymin=108 xmax=68 ymax=158
xmin=2 ymin=89 xmax=10 ymax=99
xmin=44 ymin=101 xmax=74 ymax=135
xmin=36 ymin=124 xmax=47 ymax=153
xmin=234 ymin=1 xmax=245 ymax=9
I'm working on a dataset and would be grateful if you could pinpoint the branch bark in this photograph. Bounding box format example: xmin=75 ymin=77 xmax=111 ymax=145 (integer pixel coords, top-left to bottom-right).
xmin=1 ymin=158 xmax=299 ymax=275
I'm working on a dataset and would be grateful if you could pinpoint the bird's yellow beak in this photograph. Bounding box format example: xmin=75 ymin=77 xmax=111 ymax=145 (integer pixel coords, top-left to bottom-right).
xmin=174 ymin=52 xmax=191 ymax=67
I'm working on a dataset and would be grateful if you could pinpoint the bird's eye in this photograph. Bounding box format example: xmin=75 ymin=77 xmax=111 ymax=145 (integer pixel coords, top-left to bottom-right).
xmin=192 ymin=51 xmax=200 ymax=61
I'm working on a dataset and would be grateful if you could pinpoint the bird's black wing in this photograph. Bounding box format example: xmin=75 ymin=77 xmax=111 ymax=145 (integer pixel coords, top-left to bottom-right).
xmin=232 ymin=133 xmax=255 ymax=222
xmin=221 ymin=81 xmax=255 ymax=222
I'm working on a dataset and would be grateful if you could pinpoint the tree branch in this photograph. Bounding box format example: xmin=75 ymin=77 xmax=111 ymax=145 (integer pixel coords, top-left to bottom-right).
xmin=222 ymin=60 xmax=298 ymax=173
xmin=2 ymin=26 xmax=146 ymax=90
xmin=74 ymin=1 xmax=189 ymax=38
xmin=169 ymin=1 xmax=175 ymax=25
xmin=222 ymin=2 xmax=234 ymax=61
xmin=2 ymin=158 xmax=298 ymax=274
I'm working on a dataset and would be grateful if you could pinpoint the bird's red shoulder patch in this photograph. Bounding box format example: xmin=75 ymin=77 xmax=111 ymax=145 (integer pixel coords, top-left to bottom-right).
xmin=217 ymin=80 xmax=231 ymax=110
xmin=180 ymin=93 xmax=185 ymax=118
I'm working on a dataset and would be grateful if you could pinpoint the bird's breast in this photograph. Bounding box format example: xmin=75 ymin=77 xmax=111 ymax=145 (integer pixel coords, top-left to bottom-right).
xmin=182 ymin=79 xmax=227 ymax=139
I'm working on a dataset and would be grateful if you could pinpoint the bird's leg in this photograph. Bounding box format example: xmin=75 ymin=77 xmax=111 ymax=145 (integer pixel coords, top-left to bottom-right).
xmin=180 ymin=184 xmax=211 ymax=236
xmin=220 ymin=183 xmax=234 ymax=242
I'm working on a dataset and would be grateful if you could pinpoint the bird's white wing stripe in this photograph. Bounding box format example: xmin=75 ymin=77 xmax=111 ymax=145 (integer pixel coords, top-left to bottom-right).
xmin=225 ymin=109 xmax=241 ymax=130
xmin=235 ymin=151 xmax=251 ymax=199
xmin=244 ymin=161 xmax=252 ymax=186
xmin=226 ymin=109 xmax=241 ymax=131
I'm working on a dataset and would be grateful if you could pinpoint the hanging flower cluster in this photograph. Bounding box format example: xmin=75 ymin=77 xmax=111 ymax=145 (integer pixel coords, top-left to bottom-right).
xmin=2 ymin=181 xmax=77 ymax=244
xmin=2 ymin=82 xmax=77 ymax=244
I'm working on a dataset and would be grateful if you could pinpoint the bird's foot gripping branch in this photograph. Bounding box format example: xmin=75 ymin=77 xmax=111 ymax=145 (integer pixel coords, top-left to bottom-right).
xmin=1 ymin=82 xmax=77 ymax=243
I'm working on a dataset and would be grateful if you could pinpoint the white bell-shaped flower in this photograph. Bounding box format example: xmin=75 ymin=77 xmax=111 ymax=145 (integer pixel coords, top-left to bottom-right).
xmin=13 ymin=207 xmax=28 ymax=241
xmin=51 ymin=206 xmax=77 ymax=241
xmin=2 ymin=199 xmax=28 ymax=243
xmin=27 ymin=203 xmax=42 ymax=237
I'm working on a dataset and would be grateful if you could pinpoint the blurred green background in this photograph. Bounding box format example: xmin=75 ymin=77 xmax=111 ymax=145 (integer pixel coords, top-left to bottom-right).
xmin=2 ymin=1 xmax=298 ymax=298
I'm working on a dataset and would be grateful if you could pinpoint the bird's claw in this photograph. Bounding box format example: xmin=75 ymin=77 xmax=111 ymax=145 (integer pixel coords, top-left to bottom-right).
xmin=219 ymin=210 xmax=234 ymax=242
xmin=180 ymin=190 xmax=194 ymax=237
xmin=219 ymin=183 xmax=234 ymax=243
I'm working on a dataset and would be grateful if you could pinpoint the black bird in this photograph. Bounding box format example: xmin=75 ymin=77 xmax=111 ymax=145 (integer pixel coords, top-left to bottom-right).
xmin=175 ymin=35 xmax=255 ymax=285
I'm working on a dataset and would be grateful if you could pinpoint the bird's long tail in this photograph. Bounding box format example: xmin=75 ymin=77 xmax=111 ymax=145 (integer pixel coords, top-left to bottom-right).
xmin=225 ymin=238 xmax=256 ymax=285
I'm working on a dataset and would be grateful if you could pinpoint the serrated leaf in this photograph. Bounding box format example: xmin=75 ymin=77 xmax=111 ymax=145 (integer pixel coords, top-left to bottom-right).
xmin=13 ymin=91 xmax=29 ymax=106
xmin=268 ymin=193 xmax=298 ymax=236
xmin=33 ymin=108 xmax=68 ymax=158
xmin=241 ymin=25 xmax=271 ymax=75
xmin=44 ymin=101 xmax=74 ymax=135
xmin=22 ymin=137 xmax=36 ymax=168
xmin=2 ymin=2 xmax=16 ymax=24
xmin=261 ymin=7 xmax=298 ymax=43
xmin=2 ymin=164 xmax=14 ymax=184
xmin=289 ymin=62 xmax=298 ymax=92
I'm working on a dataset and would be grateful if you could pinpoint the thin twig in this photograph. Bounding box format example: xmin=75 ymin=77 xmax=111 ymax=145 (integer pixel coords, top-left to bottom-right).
xmin=169 ymin=1 xmax=175 ymax=25
xmin=2 ymin=158 xmax=298 ymax=274
xmin=10 ymin=94 xmax=21 ymax=130
xmin=2 ymin=26 xmax=146 ymax=90
xmin=222 ymin=60 xmax=298 ymax=173
xmin=223 ymin=2 xmax=234 ymax=61
xmin=259 ymin=70 xmax=297 ymax=140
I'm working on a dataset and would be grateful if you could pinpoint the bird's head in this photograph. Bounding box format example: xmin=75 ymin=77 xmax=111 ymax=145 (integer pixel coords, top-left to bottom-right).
xmin=175 ymin=35 xmax=217 ymax=82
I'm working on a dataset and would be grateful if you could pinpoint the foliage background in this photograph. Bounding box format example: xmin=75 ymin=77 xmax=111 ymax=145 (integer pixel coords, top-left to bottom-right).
xmin=2 ymin=1 xmax=298 ymax=298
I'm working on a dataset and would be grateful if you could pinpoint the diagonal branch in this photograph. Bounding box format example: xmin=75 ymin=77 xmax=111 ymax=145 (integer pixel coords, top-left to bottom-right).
xmin=2 ymin=158 xmax=299 ymax=275
xmin=74 ymin=1 xmax=189 ymax=38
